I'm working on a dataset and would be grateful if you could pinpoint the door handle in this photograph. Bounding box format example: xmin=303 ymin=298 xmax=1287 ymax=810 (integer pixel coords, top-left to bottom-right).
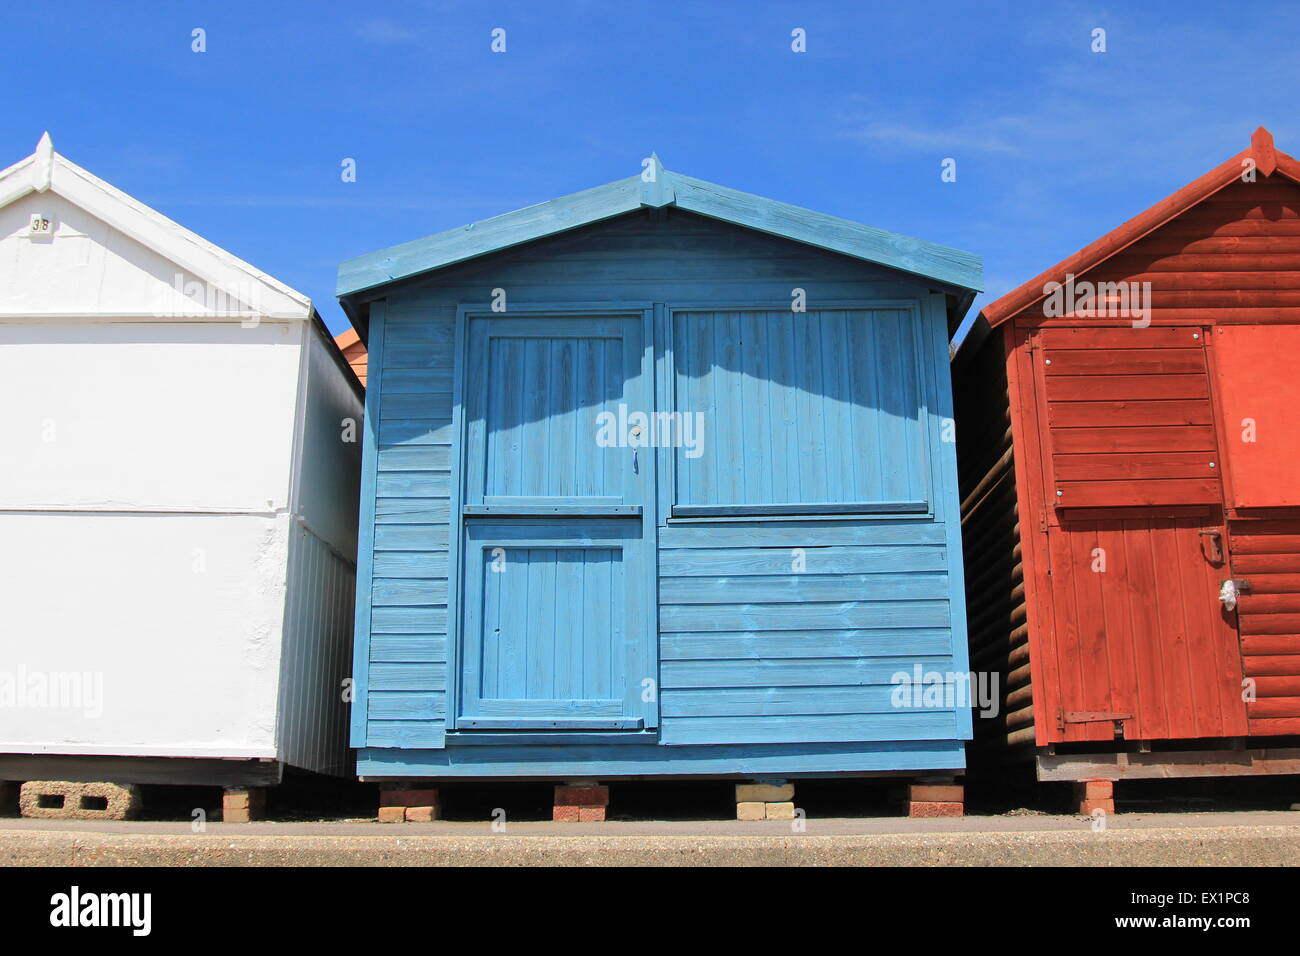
xmin=1198 ymin=529 xmax=1224 ymax=563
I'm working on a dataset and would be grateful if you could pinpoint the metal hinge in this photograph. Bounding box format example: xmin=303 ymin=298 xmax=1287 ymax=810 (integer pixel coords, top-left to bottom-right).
xmin=1063 ymin=711 xmax=1133 ymax=723
xmin=1061 ymin=710 xmax=1132 ymax=740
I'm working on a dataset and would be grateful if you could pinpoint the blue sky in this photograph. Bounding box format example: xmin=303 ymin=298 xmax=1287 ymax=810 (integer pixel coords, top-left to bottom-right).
xmin=5 ymin=1 xmax=1297 ymax=339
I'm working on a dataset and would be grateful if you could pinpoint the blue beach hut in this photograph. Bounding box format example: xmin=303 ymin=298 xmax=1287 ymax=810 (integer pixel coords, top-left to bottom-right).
xmin=337 ymin=157 xmax=982 ymax=819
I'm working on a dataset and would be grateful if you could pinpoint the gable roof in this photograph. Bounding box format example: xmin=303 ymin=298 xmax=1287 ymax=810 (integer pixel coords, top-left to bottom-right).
xmin=980 ymin=127 xmax=1300 ymax=328
xmin=0 ymin=133 xmax=312 ymax=320
xmin=336 ymin=154 xmax=984 ymax=306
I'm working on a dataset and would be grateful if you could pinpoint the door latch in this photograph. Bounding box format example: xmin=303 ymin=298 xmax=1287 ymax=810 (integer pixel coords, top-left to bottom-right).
xmin=1198 ymin=528 xmax=1224 ymax=563
xmin=1219 ymin=578 xmax=1251 ymax=611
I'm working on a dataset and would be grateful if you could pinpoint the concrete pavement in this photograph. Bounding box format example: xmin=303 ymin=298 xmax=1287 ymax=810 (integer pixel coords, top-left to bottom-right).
xmin=3 ymin=811 xmax=1299 ymax=865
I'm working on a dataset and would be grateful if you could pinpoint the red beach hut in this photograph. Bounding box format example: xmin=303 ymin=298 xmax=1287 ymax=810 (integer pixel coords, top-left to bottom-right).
xmin=956 ymin=128 xmax=1300 ymax=811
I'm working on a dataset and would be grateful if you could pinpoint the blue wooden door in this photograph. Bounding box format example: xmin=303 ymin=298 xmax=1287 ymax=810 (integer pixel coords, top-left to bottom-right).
xmin=456 ymin=314 xmax=654 ymax=731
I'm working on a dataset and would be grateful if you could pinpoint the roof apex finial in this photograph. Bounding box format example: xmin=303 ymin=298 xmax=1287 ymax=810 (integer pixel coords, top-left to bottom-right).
xmin=640 ymin=152 xmax=674 ymax=208
xmin=32 ymin=131 xmax=54 ymax=193
xmin=1252 ymin=126 xmax=1277 ymax=176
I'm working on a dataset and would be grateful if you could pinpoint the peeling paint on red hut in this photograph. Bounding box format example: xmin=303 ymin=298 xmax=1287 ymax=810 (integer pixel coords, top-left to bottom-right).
xmin=955 ymin=128 xmax=1300 ymax=803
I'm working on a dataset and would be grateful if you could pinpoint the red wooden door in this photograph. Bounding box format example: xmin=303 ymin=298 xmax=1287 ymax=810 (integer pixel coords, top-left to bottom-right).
xmin=1031 ymin=326 xmax=1249 ymax=742
xmin=1043 ymin=512 xmax=1246 ymax=741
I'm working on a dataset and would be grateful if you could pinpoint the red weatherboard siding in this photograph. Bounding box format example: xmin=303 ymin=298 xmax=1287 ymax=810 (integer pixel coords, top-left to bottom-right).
xmin=335 ymin=328 xmax=368 ymax=387
xmin=1034 ymin=177 xmax=1300 ymax=328
xmin=1230 ymin=519 xmax=1300 ymax=735
xmin=970 ymin=128 xmax=1300 ymax=747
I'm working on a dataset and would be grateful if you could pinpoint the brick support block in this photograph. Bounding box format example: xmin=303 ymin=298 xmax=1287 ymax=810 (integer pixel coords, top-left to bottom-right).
xmin=908 ymin=801 xmax=964 ymax=818
xmin=736 ymin=801 xmax=767 ymax=821
xmin=554 ymin=783 xmax=608 ymax=822
xmin=1075 ymin=779 xmax=1115 ymax=816
xmin=380 ymin=788 xmax=441 ymax=809
xmin=736 ymin=783 xmax=795 ymax=803
xmin=405 ymin=805 xmax=439 ymax=822
xmin=222 ymin=787 xmax=266 ymax=823
xmin=20 ymin=781 xmax=142 ymax=821
xmin=377 ymin=806 xmax=406 ymax=823
xmin=554 ymin=785 xmax=609 ymax=806
xmin=909 ymin=784 xmax=964 ymax=803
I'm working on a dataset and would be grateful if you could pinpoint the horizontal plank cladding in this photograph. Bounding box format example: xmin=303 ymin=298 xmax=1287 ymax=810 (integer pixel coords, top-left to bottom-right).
xmin=657 ymin=521 xmax=956 ymax=746
xmin=1037 ymin=327 xmax=1222 ymax=508
xmin=366 ymin=303 xmax=455 ymax=749
xmin=953 ymin=327 xmax=1029 ymax=753
xmin=1230 ymin=517 xmax=1300 ymax=732
xmin=356 ymin=213 xmax=969 ymax=761
xmin=1013 ymin=175 xmax=1300 ymax=329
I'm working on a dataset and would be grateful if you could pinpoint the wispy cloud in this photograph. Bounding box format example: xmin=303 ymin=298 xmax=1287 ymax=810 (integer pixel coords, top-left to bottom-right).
xmin=156 ymin=193 xmax=530 ymax=213
xmin=844 ymin=114 xmax=1034 ymax=156
xmin=354 ymin=19 xmax=418 ymax=45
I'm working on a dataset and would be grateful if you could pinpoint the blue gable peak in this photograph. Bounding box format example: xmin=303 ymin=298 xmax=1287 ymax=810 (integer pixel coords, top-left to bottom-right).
xmin=337 ymin=159 xmax=983 ymax=300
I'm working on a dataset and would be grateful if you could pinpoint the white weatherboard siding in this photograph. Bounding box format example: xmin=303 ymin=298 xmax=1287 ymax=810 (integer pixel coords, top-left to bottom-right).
xmin=0 ymin=135 xmax=360 ymax=776
xmin=0 ymin=321 xmax=301 ymax=512
xmin=0 ymin=512 xmax=289 ymax=757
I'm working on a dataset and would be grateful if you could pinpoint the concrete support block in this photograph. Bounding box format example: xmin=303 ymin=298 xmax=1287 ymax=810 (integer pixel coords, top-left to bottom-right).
xmin=222 ymin=787 xmax=267 ymax=823
xmin=1076 ymin=779 xmax=1115 ymax=816
xmin=20 ymin=780 xmax=141 ymax=821
xmin=765 ymin=802 xmax=796 ymax=821
xmin=736 ymin=781 xmax=798 ymax=820
xmin=0 ymin=781 xmax=17 ymax=817
xmin=735 ymin=783 xmax=795 ymax=803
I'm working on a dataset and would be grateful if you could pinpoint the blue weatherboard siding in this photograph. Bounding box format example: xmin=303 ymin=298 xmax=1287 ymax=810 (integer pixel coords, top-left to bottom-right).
xmin=345 ymin=206 xmax=977 ymax=777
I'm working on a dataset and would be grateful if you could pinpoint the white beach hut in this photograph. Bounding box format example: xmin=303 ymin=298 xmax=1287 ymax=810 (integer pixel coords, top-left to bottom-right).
xmin=0 ymin=134 xmax=362 ymax=819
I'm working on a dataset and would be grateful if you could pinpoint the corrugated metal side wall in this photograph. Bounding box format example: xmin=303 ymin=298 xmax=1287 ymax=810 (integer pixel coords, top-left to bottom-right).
xmin=954 ymin=327 xmax=1032 ymax=752
xmin=278 ymin=521 xmax=356 ymax=775
xmin=277 ymin=322 xmax=363 ymax=776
